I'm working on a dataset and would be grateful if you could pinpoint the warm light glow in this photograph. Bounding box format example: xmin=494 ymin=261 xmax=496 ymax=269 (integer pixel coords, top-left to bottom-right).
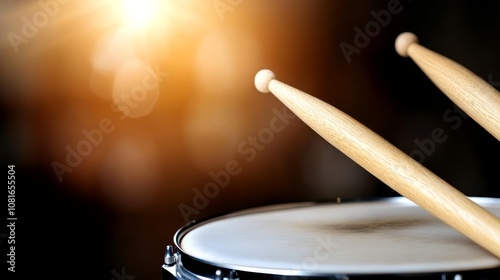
xmin=112 ymin=59 xmax=160 ymax=118
xmin=195 ymin=30 xmax=261 ymax=96
xmin=122 ymin=0 xmax=159 ymax=30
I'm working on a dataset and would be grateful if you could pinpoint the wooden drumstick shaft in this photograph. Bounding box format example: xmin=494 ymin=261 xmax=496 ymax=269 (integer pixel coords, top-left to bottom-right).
xmin=254 ymin=69 xmax=500 ymax=258
xmin=396 ymin=32 xmax=500 ymax=140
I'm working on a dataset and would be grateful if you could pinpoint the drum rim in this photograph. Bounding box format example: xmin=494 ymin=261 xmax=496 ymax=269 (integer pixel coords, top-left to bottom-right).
xmin=172 ymin=196 xmax=500 ymax=277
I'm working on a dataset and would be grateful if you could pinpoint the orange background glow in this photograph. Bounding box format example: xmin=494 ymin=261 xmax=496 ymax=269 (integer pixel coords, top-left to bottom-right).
xmin=1 ymin=1 xmax=499 ymax=279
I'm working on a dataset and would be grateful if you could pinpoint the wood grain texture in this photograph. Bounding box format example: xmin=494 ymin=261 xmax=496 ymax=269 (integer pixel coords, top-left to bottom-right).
xmin=406 ymin=42 xmax=500 ymax=140
xmin=265 ymin=77 xmax=500 ymax=258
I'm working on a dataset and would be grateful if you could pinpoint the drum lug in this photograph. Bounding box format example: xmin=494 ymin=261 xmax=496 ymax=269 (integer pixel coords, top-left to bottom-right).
xmin=161 ymin=245 xmax=178 ymax=280
xmin=164 ymin=245 xmax=177 ymax=266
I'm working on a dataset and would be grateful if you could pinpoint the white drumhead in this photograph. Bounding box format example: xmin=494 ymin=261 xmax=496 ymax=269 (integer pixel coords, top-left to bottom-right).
xmin=180 ymin=197 xmax=500 ymax=275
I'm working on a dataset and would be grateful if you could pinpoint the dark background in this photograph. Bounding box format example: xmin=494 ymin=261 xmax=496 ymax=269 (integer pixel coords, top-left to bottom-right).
xmin=1 ymin=0 xmax=499 ymax=279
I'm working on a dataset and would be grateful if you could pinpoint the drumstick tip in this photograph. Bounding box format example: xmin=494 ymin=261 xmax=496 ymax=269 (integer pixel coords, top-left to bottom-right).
xmin=395 ymin=32 xmax=419 ymax=57
xmin=255 ymin=69 xmax=276 ymax=93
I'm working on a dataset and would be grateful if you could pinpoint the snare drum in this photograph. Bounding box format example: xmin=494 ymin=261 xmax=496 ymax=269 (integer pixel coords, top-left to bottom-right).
xmin=162 ymin=197 xmax=500 ymax=279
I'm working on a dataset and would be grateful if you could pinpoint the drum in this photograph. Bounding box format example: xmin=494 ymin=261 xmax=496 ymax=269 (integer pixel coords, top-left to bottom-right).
xmin=162 ymin=197 xmax=500 ymax=279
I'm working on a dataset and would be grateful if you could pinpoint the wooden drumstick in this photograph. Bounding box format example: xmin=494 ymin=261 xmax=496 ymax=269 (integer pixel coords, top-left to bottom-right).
xmin=254 ymin=69 xmax=500 ymax=258
xmin=395 ymin=32 xmax=500 ymax=141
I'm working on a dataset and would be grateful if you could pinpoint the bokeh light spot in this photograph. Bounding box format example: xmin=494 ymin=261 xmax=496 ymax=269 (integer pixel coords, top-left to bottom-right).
xmin=90 ymin=28 xmax=138 ymax=73
xmin=112 ymin=59 xmax=160 ymax=118
xmin=122 ymin=0 xmax=160 ymax=31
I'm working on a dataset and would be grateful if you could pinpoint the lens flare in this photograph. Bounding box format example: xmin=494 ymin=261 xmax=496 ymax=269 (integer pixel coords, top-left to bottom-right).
xmin=122 ymin=0 xmax=159 ymax=30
